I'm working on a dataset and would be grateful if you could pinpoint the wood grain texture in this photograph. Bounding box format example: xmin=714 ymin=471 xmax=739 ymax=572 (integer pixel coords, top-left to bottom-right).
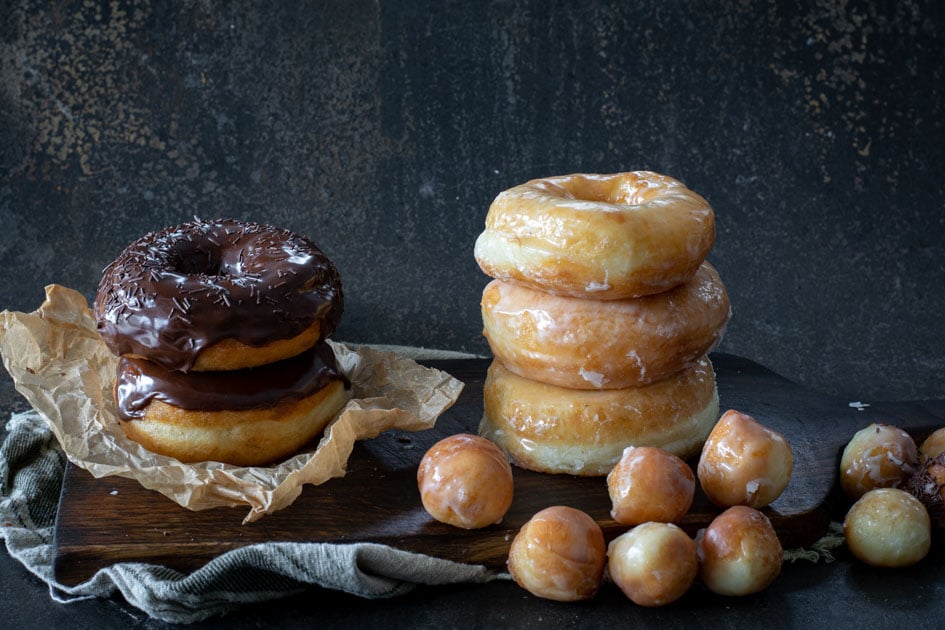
xmin=52 ymin=354 xmax=945 ymax=586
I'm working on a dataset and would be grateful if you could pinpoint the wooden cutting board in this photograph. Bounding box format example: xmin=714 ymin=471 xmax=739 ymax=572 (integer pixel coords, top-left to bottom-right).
xmin=52 ymin=354 xmax=945 ymax=586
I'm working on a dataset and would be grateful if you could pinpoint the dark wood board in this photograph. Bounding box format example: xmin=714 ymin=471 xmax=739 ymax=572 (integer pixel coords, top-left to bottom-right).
xmin=52 ymin=354 xmax=945 ymax=587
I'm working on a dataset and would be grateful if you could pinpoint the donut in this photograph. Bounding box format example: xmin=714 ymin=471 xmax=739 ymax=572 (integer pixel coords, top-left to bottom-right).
xmin=839 ymin=423 xmax=919 ymax=500
xmin=607 ymin=446 xmax=696 ymax=525
xmin=114 ymin=342 xmax=350 ymax=466
xmin=474 ymin=171 xmax=715 ymax=299
xmin=94 ymin=218 xmax=343 ymax=372
xmin=696 ymin=506 xmax=783 ymax=596
xmin=417 ymin=434 xmax=514 ymax=529
xmin=479 ymin=356 xmax=719 ymax=476
xmin=844 ymin=488 xmax=931 ymax=568
xmin=697 ymin=409 xmax=794 ymax=509
xmin=481 ymin=261 xmax=729 ymax=390
xmin=607 ymin=522 xmax=698 ymax=607
xmin=507 ymin=506 xmax=606 ymax=601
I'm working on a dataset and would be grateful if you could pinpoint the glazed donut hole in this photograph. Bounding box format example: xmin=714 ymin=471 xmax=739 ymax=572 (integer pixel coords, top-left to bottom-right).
xmin=417 ymin=434 xmax=514 ymax=530
xmin=839 ymin=423 xmax=919 ymax=500
xmin=919 ymin=427 xmax=945 ymax=461
xmin=843 ymin=488 xmax=931 ymax=568
xmin=607 ymin=522 xmax=698 ymax=607
xmin=607 ymin=446 xmax=695 ymax=526
xmin=507 ymin=506 xmax=606 ymax=602
xmin=696 ymin=506 xmax=783 ymax=597
xmin=697 ymin=409 xmax=794 ymax=508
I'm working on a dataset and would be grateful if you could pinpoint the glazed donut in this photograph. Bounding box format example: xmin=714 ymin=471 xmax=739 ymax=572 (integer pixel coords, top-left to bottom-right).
xmin=95 ymin=218 xmax=343 ymax=372
xmin=481 ymin=261 xmax=729 ymax=390
xmin=115 ymin=342 xmax=350 ymax=466
xmin=479 ymin=356 xmax=719 ymax=476
xmin=474 ymin=172 xmax=715 ymax=299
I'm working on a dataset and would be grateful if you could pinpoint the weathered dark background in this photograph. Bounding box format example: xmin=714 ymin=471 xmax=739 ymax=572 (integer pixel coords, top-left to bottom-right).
xmin=1 ymin=3 xmax=943 ymax=400
xmin=2 ymin=2 xmax=945 ymax=627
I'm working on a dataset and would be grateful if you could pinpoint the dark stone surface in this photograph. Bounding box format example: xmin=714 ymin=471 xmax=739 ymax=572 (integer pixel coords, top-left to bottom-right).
xmin=1 ymin=537 xmax=944 ymax=629
xmin=1 ymin=0 xmax=944 ymax=627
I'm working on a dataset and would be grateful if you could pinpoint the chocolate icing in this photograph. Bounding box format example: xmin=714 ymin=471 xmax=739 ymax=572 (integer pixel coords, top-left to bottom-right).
xmin=94 ymin=218 xmax=343 ymax=372
xmin=116 ymin=342 xmax=346 ymax=419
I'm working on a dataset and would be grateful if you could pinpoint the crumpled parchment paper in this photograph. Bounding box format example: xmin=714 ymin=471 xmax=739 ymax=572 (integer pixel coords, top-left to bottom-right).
xmin=0 ymin=284 xmax=464 ymax=523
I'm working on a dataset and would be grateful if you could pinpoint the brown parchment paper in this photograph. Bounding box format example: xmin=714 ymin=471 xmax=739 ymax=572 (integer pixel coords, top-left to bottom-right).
xmin=0 ymin=285 xmax=464 ymax=523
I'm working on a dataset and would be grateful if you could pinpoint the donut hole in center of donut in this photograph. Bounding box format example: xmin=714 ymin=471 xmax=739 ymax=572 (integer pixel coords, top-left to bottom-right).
xmin=557 ymin=173 xmax=667 ymax=208
xmin=172 ymin=242 xmax=239 ymax=279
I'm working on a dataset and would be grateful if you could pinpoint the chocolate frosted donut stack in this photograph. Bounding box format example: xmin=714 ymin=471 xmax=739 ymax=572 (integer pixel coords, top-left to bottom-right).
xmin=95 ymin=218 xmax=350 ymax=466
xmin=474 ymin=172 xmax=730 ymax=476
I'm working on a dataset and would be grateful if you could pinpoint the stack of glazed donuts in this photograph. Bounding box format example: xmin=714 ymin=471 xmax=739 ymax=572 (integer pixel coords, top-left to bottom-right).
xmin=474 ymin=172 xmax=731 ymax=476
xmin=94 ymin=218 xmax=350 ymax=467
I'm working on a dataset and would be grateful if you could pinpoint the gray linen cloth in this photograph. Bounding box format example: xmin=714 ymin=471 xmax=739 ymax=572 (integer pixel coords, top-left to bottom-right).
xmin=0 ymin=410 xmax=498 ymax=624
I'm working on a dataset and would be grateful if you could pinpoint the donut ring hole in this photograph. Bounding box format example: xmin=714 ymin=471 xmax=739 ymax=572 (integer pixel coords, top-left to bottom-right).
xmin=547 ymin=173 xmax=665 ymax=207
xmin=171 ymin=241 xmax=229 ymax=278
xmin=169 ymin=233 xmax=307 ymax=282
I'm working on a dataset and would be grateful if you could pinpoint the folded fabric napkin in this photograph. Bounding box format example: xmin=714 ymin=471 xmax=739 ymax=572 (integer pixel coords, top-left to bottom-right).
xmin=0 ymin=409 xmax=498 ymax=624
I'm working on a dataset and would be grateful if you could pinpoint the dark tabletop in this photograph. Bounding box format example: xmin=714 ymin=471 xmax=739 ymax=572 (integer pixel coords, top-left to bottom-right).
xmin=1 ymin=0 xmax=944 ymax=627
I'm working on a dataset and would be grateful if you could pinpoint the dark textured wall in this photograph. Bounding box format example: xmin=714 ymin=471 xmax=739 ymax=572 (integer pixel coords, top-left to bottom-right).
xmin=1 ymin=1 xmax=943 ymax=401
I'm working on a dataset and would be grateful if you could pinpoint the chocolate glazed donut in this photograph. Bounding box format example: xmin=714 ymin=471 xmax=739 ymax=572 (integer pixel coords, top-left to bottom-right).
xmin=115 ymin=342 xmax=346 ymax=420
xmin=94 ymin=218 xmax=343 ymax=372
